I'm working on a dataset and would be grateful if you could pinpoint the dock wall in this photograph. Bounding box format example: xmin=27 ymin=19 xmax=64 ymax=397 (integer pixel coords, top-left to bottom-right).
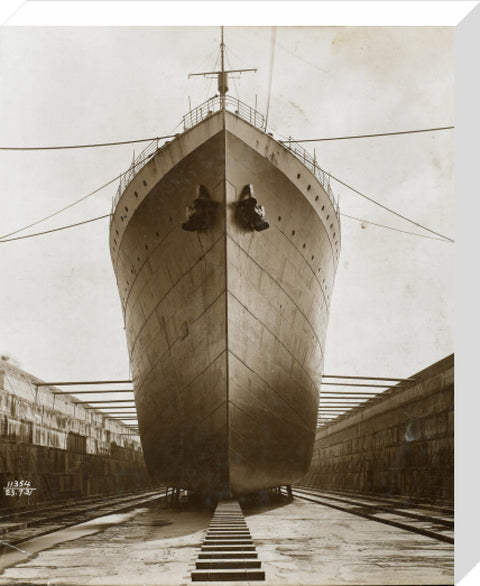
xmin=303 ymin=355 xmax=454 ymax=506
xmin=0 ymin=360 xmax=152 ymax=509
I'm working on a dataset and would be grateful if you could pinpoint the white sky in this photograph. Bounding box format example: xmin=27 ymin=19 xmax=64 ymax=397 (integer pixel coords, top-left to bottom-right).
xmin=0 ymin=23 xmax=454 ymax=382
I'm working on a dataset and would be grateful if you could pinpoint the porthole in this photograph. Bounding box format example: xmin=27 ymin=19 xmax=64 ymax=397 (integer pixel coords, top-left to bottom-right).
xmin=326 ymin=214 xmax=330 ymax=220
xmin=292 ymin=230 xmax=295 ymax=236
xmin=134 ymin=191 xmax=138 ymax=198
xmin=169 ymin=217 xmax=173 ymax=223
xmin=333 ymin=233 xmax=336 ymax=238
xmin=302 ymin=243 xmax=306 ymax=249
xmin=321 ymin=205 xmax=325 ymax=211
xmin=114 ymin=239 xmax=117 ymax=245
xmin=116 ymin=230 xmax=119 ymax=236
xmin=120 ymin=216 xmax=124 ymax=222
xmin=278 ymin=216 xmax=281 ymax=222
xmin=315 ymin=196 xmax=319 ymax=201
xmin=143 ymin=180 xmax=147 ymax=187
xmin=145 ymin=244 xmax=149 ymax=250
xmin=311 ymin=255 xmax=315 ymax=261
xmin=137 ymin=257 xmax=140 ymax=262
xmin=307 ymin=185 xmax=311 ymax=191
xmin=125 ymin=207 xmax=129 ymax=212
xmin=330 ymin=224 xmax=333 ymax=229
xmin=155 ymin=232 xmax=159 ymax=237
xmin=297 ymin=173 xmax=301 ymax=179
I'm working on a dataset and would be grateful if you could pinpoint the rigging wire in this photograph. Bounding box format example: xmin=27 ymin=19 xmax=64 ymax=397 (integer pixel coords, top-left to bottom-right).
xmin=0 ymin=116 xmax=453 ymax=244
xmin=0 ymin=173 xmax=120 ymax=241
xmin=206 ymin=48 xmax=220 ymax=100
xmin=0 ymin=127 xmax=453 ymax=152
xmin=0 ymin=156 xmax=453 ymax=245
xmin=0 ymin=150 xmax=159 ymax=241
xmin=0 ymin=206 xmax=453 ymax=246
xmin=0 ymin=134 xmax=178 ymax=152
xmin=0 ymin=214 xmax=111 ymax=243
xmin=264 ymin=26 xmax=277 ymax=128
xmin=285 ymin=126 xmax=454 ymax=143
xmin=322 ymin=168 xmax=454 ymax=243
xmin=224 ymin=48 xmax=240 ymax=100
xmin=340 ymin=212 xmax=453 ymax=242
xmin=271 ymin=35 xmax=328 ymax=76
xmin=194 ymin=46 xmax=220 ymax=100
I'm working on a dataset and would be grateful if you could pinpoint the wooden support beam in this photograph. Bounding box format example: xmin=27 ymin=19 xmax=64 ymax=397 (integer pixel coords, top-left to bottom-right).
xmin=75 ymin=400 xmax=136 ymax=404
xmin=53 ymin=389 xmax=134 ymax=394
xmin=322 ymin=375 xmax=414 ymax=382
xmin=321 ymin=382 xmax=393 ymax=388
xmin=36 ymin=380 xmax=132 ymax=387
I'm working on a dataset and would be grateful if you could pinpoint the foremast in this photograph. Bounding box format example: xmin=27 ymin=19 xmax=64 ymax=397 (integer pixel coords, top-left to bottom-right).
xmin=188 ymin=27 xmax=257 ymax=110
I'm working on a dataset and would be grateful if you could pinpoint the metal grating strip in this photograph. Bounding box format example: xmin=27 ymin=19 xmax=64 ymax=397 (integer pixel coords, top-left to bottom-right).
xmin=191 ymin=500 xmax=265 ymax=581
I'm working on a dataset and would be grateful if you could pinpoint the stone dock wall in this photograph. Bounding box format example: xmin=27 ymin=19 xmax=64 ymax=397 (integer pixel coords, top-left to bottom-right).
xmin=0 ymin=360 xmax=152 ymax=509
xmin=303 ymin=355 xmax=454 ymax=506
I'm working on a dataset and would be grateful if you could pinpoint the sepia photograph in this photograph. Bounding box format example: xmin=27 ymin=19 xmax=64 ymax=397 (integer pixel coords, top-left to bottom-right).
xmin=0 ymin=3 xmax=467 ymax=584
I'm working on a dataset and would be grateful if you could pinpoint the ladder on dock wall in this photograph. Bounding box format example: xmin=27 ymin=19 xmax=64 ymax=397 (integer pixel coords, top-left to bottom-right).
xmin=191 ymin=500 xmax=265 ymax=582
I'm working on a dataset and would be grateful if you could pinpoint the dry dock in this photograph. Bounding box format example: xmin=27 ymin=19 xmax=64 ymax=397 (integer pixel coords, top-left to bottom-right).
xmin=0 ymin=356 xmax=454 ymax=585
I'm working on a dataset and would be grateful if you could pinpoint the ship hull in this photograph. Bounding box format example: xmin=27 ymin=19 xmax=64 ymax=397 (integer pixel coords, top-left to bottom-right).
xmin=110 ymin=110 xmax=340 ymax=496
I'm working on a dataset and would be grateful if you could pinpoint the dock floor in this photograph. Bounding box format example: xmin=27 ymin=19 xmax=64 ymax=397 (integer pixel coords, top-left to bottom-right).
xmin=0 ymin=498 xmax=453 ymax=585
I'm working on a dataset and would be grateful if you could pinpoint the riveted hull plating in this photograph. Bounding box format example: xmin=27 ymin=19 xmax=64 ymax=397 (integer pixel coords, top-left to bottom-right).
xmin=110 ymin=111 xmax=340 ymax=496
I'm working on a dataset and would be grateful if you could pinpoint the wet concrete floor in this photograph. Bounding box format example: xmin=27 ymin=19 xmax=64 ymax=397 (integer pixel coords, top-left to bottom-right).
xmin=0 ymin=499 xmax=453 ymax=585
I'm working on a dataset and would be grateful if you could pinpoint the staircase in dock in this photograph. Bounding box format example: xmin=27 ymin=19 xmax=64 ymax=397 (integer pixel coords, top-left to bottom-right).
xmin=191 ymin=500 xmax=265 ymax=582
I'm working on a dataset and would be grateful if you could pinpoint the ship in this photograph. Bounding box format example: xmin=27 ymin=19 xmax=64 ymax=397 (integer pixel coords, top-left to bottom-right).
xmin=109 ymin=36 xmax=341 ymax=498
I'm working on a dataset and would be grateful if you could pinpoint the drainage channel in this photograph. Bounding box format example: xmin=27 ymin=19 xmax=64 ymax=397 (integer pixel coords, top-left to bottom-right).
xmin=191 ymin=500 xmax=265 ymax=582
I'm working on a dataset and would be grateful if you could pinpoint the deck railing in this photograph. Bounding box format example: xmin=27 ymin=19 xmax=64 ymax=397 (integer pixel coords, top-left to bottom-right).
xmin=181 ymin=95 xmax=266 ymax=132
xmin=280 ymin=138 xmax=338 ymax=210
xmin=112 ymin=95 xmax=339 ymax=216
xmin=111 ymin=136 xmax=172 ymax=213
